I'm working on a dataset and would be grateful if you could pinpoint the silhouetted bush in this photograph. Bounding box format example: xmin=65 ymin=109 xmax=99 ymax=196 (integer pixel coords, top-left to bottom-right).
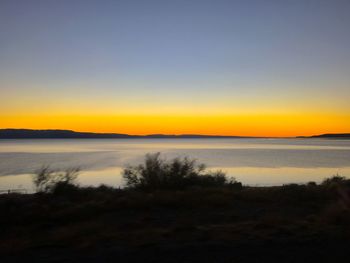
xmin=4 ymin=168 xmax=350 ymax=262
xmin=52 ymin=181 xmax=79 ymax=195
xmin=307 ymin=181 xmax=317 ymax=187
xmin=32 ymin=166 xmax=80 ymax=193
xmin=122 ymin=153 xmax=236 ymax=190
xmin=322 ymin=175 xmax=347 ymax=186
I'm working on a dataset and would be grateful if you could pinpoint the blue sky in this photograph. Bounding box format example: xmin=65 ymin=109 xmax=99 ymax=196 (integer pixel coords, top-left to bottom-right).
xmin=1 ymin=0 xmax=350 ymax=135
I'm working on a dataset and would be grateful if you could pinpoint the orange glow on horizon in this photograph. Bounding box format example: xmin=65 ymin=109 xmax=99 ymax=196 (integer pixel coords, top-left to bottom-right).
xmin=1 ymin=113 xmax=349 ymax=137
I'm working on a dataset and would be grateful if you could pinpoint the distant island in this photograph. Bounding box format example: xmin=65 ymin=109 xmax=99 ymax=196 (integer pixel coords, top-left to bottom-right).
xmin=0 ymin=129 xmax=349 ymax=139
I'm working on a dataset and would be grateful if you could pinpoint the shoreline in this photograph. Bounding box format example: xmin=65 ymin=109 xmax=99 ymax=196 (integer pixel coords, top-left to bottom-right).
xmin=1 ymin=179 xmax=350 ymax=262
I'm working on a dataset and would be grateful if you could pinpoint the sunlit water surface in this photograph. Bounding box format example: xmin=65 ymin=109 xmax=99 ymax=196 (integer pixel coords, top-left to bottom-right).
xmin=1 ymin=139 xmax=350 ymax=192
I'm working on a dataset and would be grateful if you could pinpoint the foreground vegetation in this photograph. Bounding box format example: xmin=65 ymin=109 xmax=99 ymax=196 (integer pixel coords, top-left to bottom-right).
xmin=1 ymin=154 xmax=350 ymax=262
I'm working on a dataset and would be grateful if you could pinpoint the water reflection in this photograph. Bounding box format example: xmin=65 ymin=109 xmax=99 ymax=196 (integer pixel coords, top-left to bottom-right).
xmin=0 ymin=139 xmax=350 ymax=191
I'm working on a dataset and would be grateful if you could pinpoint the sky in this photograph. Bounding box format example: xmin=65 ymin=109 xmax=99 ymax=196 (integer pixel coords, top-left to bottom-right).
xmin=1 ymin=0 xmax=349 ymax=136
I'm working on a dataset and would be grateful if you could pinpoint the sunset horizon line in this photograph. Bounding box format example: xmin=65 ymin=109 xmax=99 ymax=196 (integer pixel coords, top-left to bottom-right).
xmin=1 ymin=127 xmax=349 ymax=139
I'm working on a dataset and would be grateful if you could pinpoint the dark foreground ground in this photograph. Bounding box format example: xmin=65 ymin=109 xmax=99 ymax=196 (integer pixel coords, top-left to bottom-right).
xmin=1 ymin=182 xmax=350 ymax=262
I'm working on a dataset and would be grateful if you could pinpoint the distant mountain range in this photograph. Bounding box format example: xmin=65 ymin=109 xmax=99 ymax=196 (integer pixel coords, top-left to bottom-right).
xmin=0 ymin=129 xmax=349 ymax=139
xmin=0 ymin=129 xmax=247 ymax=139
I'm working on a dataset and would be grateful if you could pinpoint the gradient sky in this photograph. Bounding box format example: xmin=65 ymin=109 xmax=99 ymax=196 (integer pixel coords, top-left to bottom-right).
xmin=1 ymin=0 xmax=350 ymax=136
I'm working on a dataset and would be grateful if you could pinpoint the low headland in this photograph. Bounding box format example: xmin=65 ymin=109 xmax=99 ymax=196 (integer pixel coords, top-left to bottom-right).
xmin=1 ymin=153 xmax=350 ymax=262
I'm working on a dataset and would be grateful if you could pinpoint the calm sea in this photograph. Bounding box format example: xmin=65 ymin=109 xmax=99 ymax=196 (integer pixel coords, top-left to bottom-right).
xmin=1 ymin=138 xmax=350 ymax=191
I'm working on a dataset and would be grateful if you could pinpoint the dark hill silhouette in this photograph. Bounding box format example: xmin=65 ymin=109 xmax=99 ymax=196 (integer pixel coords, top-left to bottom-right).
xmin=0 ymin=129 xmax=133 ymax=139
xmin=1 ymin=129 xmax=349 ymax=139
xmin=0 ymin=129 xmax=247 ymax=139
xmin=298 ymin=133 xmax=350 ymax=139
xmin=311 ymin=133 xmax=350 ymax=138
